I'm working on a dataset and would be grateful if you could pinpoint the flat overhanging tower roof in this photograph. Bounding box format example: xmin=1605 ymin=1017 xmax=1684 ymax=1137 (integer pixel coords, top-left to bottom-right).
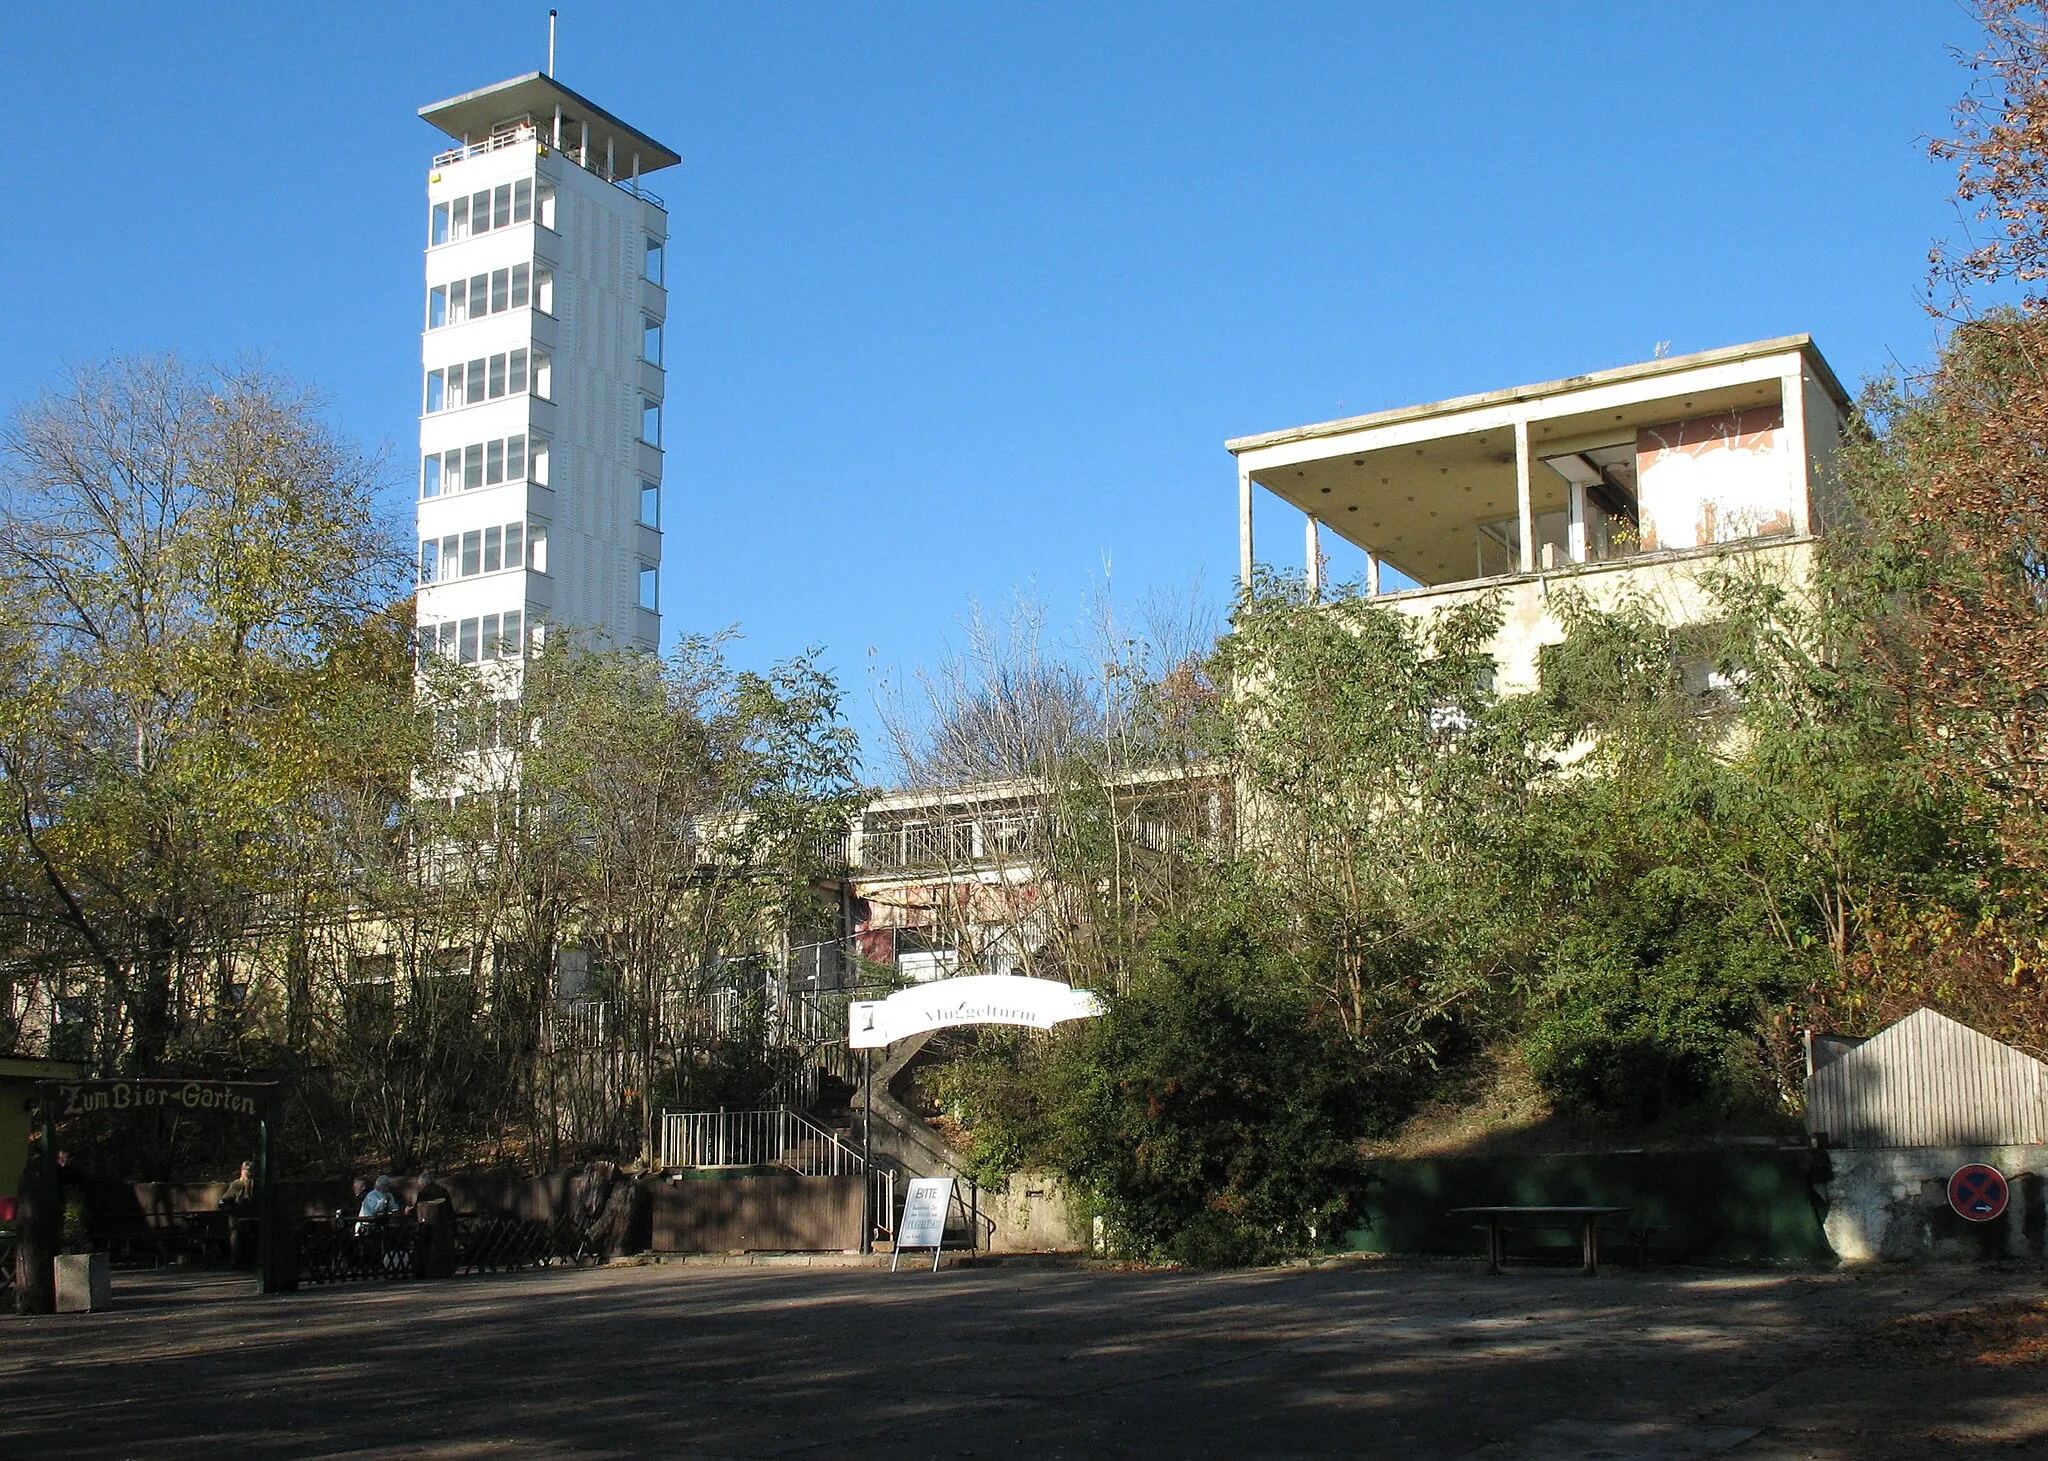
xmin=420 ymin=72 xmax=680 ymax=172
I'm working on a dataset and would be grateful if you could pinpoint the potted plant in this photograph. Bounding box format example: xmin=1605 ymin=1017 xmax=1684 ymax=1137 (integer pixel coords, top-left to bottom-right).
xmin=54 ymin=1191 xmax=111 ymax=1313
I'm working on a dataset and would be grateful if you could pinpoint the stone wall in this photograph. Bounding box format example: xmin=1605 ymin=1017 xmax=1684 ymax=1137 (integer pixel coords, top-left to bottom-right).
xmin=1822 ymin=1145 xmax=2047 ymax=1263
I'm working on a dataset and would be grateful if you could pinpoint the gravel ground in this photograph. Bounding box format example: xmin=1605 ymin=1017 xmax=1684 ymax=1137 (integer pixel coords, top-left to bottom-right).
xmin=2 ymin=1258 xmax=2045 ymax=1458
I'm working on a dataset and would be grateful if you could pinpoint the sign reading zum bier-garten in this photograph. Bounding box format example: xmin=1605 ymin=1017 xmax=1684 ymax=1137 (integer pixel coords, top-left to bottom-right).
xmin=54 ymin=1079 xmax=268 ymax=1119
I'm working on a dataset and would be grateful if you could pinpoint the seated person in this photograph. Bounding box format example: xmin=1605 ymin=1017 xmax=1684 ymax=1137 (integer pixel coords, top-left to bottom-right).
xmin=356 ymin=1174 xmax=400 ymax=1232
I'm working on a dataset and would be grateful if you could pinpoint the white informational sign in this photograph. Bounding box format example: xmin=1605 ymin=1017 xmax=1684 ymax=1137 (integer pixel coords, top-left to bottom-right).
xmin=849 ymin=974 xmax=1105 ymax=1050
xmin=894 ymin=1176 xmax=955 ymax=1272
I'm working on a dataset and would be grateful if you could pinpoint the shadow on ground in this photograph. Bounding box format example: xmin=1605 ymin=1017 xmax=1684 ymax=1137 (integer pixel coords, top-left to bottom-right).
xmin=2 ymin=1260 xmax=2044 ymax=1458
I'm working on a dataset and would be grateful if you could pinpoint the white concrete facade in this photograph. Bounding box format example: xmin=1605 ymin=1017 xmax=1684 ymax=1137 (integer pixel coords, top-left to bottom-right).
xmin=415 ymin=73 xmax=675 ymax=674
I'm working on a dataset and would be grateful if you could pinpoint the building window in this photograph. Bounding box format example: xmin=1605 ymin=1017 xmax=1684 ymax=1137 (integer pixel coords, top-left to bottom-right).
xmin=532 ymin=353 xmax=552 ymax=400
xmin=534 ymin=269 xmax=555 ymax=315
xmin=464 ymin=443 xmax=483 ymax=490
xmin=640 ymin=480 xmax=660 ymax=527
xmin=645 ymin=237 xmax=664 ymax=285
xmin=428 ymin=287 xmax=448 ymax=329
xmin=640 ymin=402 xmax=661 ymax=447
xmin=642 ymin=320 xmax=662 ymax=366
xmin=450 ymin=195 xmax=470 ymax=240
xmin=529 ymin=436 xmax=549 ymax=485
xmin=528 ymin=525 xmax=548 ymax=574
xmin=427 ymin=353 xmax=535 ymax=411
xmin=422 ymin=454 xmax=443 ymax=498
xmin=537 ymin=184 xmax=557 ymax=231
xmin=431 ymin=202 xmax=450 ymax=245
xmin=420 ymin=612 xmax=527 ymax=666
xmin=638 ymin=565 xmax=658 ymax=612
xmin=513 ymin=178 xmax=533 ymax=223
xmin=418 ymin=519 xmax=536 ymax=582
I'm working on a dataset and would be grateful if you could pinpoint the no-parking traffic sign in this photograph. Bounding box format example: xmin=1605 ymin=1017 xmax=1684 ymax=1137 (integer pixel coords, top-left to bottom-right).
xmin=1947 ymin=1163 xmax=2009 ymax=1222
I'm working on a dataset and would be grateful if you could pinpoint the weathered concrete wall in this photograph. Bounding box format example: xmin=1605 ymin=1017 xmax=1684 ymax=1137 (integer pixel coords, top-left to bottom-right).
xmin=1822 ymin=1145 xmax=2047 ymax=1263
xmin=981 ymin=1173 xmax=1085 ymax=1253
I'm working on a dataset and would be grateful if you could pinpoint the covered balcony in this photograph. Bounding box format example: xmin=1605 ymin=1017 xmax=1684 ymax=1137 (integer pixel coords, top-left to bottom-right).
xmin=1227 ymin=336 xmax=1850 ymax=605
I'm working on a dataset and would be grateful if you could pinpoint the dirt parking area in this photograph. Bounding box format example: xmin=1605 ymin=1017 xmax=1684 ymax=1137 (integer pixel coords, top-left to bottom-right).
xmin=3 ymin=1258 xmax=2045 ymax=1458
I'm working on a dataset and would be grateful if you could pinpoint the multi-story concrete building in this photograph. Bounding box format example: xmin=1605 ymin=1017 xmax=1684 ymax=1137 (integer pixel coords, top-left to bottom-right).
xmin=1227 ymin=336 xmax=1852 ymax=690
xmin=414 ymin=71 xmax=676 ymax=672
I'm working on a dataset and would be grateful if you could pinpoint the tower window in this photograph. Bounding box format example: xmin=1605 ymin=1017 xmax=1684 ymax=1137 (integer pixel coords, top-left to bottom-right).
xmin=644 ymin=237 xmax=664 ymax=285
xmin=638 ymin=566 xmax=659 ymax=612
xmin=431 ymin=202 xmax=450 ymax=245
xmin=642 ymin=320 xmax=662 ymax=365
xmin=640 ymin=402 xmax=661 ymax=447
xmin=513 ymin=179 xmax=533 ymax=223
xmin=421 ymin=454 xmax=443 ymax=498
xmin=428 ymin=287 xmax=447 ymax=329
xmin=450 ymin=196 xmax=470 ymax=240
xmin=425 ymin=370 xmax=445 ymax=413
xmin=640 ymin=480 xmax=660 ymax=527
xmin=493 ymin=184 xmax=512 ymax=230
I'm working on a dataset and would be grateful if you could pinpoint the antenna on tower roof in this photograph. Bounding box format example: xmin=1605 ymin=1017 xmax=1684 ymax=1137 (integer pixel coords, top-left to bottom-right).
xmin=547 ymin=9 xmax=558 ymax=77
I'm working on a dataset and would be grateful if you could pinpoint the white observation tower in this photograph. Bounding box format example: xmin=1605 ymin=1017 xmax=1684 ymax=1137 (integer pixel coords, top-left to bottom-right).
xmin=413 ymin=68 xmax=678 ymax=674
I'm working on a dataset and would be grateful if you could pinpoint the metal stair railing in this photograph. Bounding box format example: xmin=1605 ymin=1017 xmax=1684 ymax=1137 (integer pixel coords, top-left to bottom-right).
xmin=658 ymin=1105 xmax=868 ymax=1177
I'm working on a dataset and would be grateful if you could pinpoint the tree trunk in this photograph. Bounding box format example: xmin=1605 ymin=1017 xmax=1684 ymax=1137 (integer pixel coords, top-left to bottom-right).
xmin=13 ymin=1150 xmax=57 ymax=1315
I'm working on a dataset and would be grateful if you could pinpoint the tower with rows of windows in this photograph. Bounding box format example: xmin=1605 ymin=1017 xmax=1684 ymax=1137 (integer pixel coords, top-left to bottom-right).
xmin=415 ymin=72 xmax=675 ymax=674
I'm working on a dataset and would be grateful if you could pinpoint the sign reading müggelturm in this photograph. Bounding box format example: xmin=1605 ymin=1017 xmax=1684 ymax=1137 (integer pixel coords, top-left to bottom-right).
xmin=848 ymin=974 xmax=1106 ymax=1049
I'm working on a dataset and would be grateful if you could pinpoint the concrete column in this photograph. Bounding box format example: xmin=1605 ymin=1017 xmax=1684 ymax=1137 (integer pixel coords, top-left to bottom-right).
xmin=1365 ymin=551 xmax=1381 ymax=597
xmin=553 ymin=104 xmax=562 ymax=148
xmin=1304 ymin=516 xmax=1322 ymax=601
xmin=1237 ymin=464 xmax=1255 ymax=592
xmin=1514 ymin=417 xmax=1535 ymax=574
xmin=1567 ymin=481 xmax=1588 ymax=564
xmin=1781 ymin=369 xmax=1812 ymax=536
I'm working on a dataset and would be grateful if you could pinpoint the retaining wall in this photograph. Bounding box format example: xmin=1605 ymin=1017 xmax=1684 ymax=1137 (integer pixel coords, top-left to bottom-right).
xmin=1345 ymin=1149 xmax=1835 ymax=1266
xmin=1822 ymin=1144 xmax=2047 ymax=1262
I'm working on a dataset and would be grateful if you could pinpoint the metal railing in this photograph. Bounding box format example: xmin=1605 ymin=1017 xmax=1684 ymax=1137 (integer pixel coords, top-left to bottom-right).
xmin=432 ymin=123 xmax=666 ymax=208
xmin=657 ymin=1105 xmax=867 ymax=1177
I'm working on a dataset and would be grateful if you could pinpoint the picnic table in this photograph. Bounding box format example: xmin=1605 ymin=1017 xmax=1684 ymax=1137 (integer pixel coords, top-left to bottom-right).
xmin=1448 ymin=1205 xmax=1632 ymax=1276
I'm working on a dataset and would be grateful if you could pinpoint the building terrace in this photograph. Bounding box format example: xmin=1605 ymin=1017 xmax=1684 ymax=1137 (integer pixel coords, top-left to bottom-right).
xmin=1227 ymin=336 xmax=1853 ymax=690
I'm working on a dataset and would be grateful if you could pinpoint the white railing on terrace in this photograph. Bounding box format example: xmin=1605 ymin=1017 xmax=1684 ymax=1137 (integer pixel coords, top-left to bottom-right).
xmin=658 ymin=1105 xmax=869 ymax=1176
xmin=432 ymin=123 xmax=665 ymax=209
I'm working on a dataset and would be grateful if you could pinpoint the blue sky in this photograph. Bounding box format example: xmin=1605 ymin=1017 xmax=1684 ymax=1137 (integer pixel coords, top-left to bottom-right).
xmin=2 ymin=3 xmax=1973 ymax=773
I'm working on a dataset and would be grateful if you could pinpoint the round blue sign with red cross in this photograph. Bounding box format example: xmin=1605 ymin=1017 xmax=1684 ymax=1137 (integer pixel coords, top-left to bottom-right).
xmin=1948 ymin=1164 xmax=2009 ymax=1222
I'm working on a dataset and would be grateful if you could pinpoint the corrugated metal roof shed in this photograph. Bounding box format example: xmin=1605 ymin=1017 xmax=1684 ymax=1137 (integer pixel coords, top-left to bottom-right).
xmin=1804 ymin=1008 xmax=2048 ymax=1147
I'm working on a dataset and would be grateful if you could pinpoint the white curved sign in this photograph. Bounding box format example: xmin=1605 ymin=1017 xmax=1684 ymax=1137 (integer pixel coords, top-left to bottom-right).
xmin=848 ymin=974 xmax=1105 ymax=1049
